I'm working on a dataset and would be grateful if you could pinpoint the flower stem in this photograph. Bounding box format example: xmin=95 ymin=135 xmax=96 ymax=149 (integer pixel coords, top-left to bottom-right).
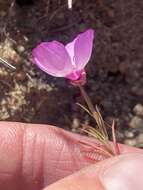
xmin=112 ymin=120 xmax=120 ymax=155
xmin=78 ymin=84 xmax=119 ymax=156
xmin=78 ymin=84 xmax=108 ymax=139
xmin=78 ymin=84 xmax=95 ymax=113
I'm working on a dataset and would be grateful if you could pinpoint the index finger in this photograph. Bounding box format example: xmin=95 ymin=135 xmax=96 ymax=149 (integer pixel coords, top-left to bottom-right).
xmin=0 ymin=121 xmax=142 ymax=190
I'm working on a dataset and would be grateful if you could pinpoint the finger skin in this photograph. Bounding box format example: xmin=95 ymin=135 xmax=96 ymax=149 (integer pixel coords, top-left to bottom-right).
xmin=44 ymin=153 xmax=143 ymax=190
xmin=0 ymin=122 xmax=142 ymax=190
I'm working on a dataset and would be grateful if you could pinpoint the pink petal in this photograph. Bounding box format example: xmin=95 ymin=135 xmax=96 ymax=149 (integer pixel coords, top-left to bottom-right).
xmin=74 ymin=29 xmax=94 ymax=70
xmin=32 ymin=41 xmax=73 ymax=77
xmin=65 ymin=38 xmax=76 ymax=67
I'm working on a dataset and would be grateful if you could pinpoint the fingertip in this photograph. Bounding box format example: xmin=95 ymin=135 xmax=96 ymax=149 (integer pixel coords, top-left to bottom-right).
xmin=100 ymin=153 xmax=143 ymax=190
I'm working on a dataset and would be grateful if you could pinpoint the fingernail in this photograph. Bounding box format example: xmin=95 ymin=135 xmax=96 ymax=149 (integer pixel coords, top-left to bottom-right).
xmin=101 ymin=154 xmax=143 ymax=190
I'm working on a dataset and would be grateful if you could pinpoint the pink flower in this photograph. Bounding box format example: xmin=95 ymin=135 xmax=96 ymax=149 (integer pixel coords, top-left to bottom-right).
xmin=32 ymin=29 xmax=94 ymax=85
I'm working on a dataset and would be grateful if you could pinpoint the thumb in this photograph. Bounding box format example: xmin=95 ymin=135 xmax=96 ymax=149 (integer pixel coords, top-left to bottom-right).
xmin=44 ymin=153 xmax=143 ymax=190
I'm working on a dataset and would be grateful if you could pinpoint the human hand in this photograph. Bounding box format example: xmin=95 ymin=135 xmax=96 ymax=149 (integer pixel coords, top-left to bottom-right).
xmin=0 ymin=122 xmax=142 ymax=190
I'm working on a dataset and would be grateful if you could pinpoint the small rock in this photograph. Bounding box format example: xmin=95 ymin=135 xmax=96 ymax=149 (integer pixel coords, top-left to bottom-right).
xmin=124 ymin=130 xmax=134 ymax=138
xmin=124 ymin=139 xmax=137 ymax=146
xmin=129 ymin=116 xmax=143 ymax=128
xmin=17 ymin=45 xmax=25 ymax=53
xmin=72 ymin=118 xmax=80 ymax=129
xmin=131 ymin=86 xmax=143 ymax=96
xmin=0 ymin=11 xmax=6 ymax=17
xmin=133 ymin=104 xmax=143 ymax=116
xmin=136 ymin=133 xmax=143 ymax=146
xmin=15 ymin=72 xmax=27 ymax=82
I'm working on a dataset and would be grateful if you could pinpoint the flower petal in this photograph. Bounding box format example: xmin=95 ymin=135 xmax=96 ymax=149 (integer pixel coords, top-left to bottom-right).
xmin=74 ymin=29 xmax=94 ymax=70
xmin=65 ymin=38 xmax=76 ymax=67
xmin=32 ymin=41 xmax=73 ymax=77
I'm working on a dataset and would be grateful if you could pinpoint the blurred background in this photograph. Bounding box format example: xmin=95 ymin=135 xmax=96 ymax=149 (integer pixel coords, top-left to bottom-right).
xmin=0 ymin=0 xmax=143 ymax=147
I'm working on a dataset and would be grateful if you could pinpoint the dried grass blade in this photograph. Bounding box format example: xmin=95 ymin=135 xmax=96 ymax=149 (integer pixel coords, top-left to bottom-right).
xmin=112 ymin=120 xmax=120 ymax=155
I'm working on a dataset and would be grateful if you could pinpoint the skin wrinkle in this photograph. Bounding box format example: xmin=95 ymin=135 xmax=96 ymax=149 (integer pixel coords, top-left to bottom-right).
xmin=54 ymin=129 xmax=84 ymax=171
xmin=54 ymin=141 xmax=65 ymax=179
xmin=22 ymin=126 xmax=34 ymax=176
xmin=33 ymin=132 xmax=45 ymax=189
xmin=22 ymin=126 xmax=40 ymax=190
xmin=43 ymin=125 xmax=94 ymax=185
xmin=21 ymin=126 xmax=30 ymax=188
xmin=23 ymin=126 xmax=45 ymax=190
xmin=43 ymin=128 xmax=57 ymax=185
xmin=42 ymin=125 xmax=75 ymax=185
xmin=20 ymin=123 xmax=26 ymax=190
xmin=68 ymin=143 xmax=81 ymax=172
xmin=56 ymin=141 xmax=80 ymax=174
xmin=0 ymin=172 xmax=14 ymax=176
xmin=32 ymin=132 xmax=36 ymax=179
xmin=41 ymin=135 xmax=45 ymax=189
xmin=43 ymin=132 xmax=72 ymax=184
xmin=0 ymin=123 xmax=25 ymax=190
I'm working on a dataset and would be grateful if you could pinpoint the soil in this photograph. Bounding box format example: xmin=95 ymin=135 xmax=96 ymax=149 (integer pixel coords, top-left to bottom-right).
xmin=0 ymin=0 xmax=143 ymax=147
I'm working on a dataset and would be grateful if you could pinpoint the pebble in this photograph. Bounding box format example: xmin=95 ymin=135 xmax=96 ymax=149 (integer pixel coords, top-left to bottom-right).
xmin=124 ymin=130 xmax=134 ymax=138
xmin=133 ymin=104 xmax=143 ymax=116
xmin=124 ymin=139 xmax=137 ymax=146
xmin=15 ymin=72 xmax=27 ymax=82
xmin=136 ymin=133 xmax=143 ymax=146
xmin=0 ymin=11 xmax=6 ymax=17
xmin=131 ymin=86 xmax=143 ymax=96
xmin=72 ymin=118 xmax=80 ymax=129
xmin=17 ymin=45 xmax=25 ymax=53
xmin=129 ymin=116 xmax=143 ymax=128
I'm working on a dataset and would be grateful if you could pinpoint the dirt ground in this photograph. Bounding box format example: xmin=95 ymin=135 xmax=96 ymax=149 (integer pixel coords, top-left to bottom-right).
xmin=0 ymin=0 xmax=143 ymax=147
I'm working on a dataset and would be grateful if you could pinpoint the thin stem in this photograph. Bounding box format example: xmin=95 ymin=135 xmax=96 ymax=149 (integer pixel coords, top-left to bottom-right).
xmin=78 ymin=84 xmax=108 ymax=139
xmin=83 ymin=128 xmax=114 ymax=155
xmin=78 ymin=85 xmax=95 ymax=113
xmin=77 ymin=84 xmax=120 ymax=156
xmin=78 ymin=84 xmax=118 ymax=156
xmin=112 ymin=120 xmax=120 ymax=155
